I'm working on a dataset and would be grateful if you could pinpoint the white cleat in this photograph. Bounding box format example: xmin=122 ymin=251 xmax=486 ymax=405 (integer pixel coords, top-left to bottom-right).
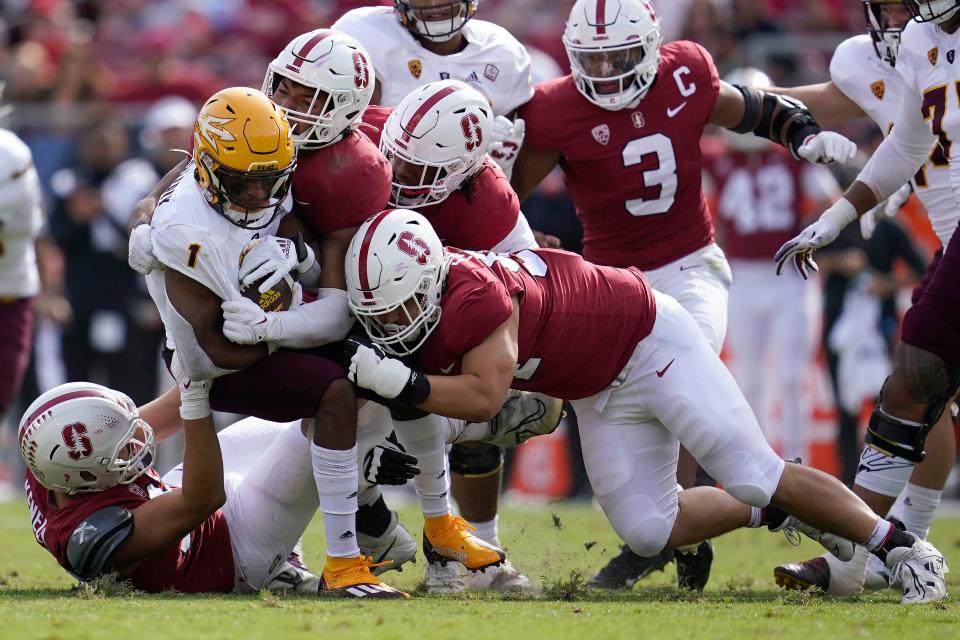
xmin=357 ymin=510 xmax=418 ymax=576
xmin=775 ymin=516 xmax=856 ymax=561
xmin=266 ymin=559 xmax=322 ymax=594
xmin=425 ymin=560 xmax=465 ymax=594
xmin=863 ymin=551 xmax=890 ymax=592
xmin=886 ymin=535 xmax=948 ymax=605
xmin=464 ymin=559 xmax=534 ymax=592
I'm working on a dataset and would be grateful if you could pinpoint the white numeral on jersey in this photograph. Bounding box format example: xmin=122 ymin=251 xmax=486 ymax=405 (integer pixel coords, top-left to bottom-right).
xmin=464 ymin=249 xmax=549 ymax=278
xmin=515 ymin=357 xmax=542 ymax=380
xmin=718 ymin=165 xmax=795 ymax=234
xmin=622 ymin=134 xmax=678 ymax=216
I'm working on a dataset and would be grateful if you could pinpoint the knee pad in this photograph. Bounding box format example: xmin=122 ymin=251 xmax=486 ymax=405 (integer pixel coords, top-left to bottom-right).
xmin=724 ymin=482 xmax=774 ymax=508
xmin=620 ymin=514 xmax=673 ymax=558
xmin=866 ymin=372 xmax=960 ymax=463
xmin=448 ymin=442 xmax=504 ymax=477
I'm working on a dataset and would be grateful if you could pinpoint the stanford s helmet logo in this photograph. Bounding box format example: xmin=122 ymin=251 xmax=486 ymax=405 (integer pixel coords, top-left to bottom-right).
xmin=61 ymin=422 xmax=93 ymax=461
xmin=460 ymin=113 xmax=483 ymax=152
xmin=396 ymin=231 xmax=431 ymax=265
xmin=353 ymin=52 xmax=370 ymax=89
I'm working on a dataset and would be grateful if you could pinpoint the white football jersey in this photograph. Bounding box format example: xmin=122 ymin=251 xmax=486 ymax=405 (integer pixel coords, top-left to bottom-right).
xmin=831 ymin=33 xmax=958 ymax=247
xmin=332 ymin=6 xmax=533 ymax=115
xmin=0 ymin=128 xmax=43 ymax=298
xmin=146 ymin=163 xmax=286 ymax=357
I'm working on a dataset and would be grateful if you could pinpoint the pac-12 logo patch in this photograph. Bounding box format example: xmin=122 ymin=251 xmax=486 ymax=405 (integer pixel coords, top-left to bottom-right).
xmin=591 ymin=124 xmax=610 ymax=145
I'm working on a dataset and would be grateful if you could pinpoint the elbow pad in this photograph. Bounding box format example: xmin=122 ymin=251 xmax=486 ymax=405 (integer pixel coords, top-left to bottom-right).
xmin=731 ymin=86 xmax=821 ymax=160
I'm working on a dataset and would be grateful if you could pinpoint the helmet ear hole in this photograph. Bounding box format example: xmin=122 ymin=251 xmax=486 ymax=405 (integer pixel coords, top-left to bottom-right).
xmin=80 ymin=471 xmax=97 ymax=483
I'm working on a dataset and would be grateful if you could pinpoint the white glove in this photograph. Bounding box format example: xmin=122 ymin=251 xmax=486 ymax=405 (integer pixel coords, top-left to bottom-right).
xmin=221 ymin=297 xmax=279 ymax=345
xmin=860 ymin=183 xmax=911 ymax=239
xmin=487 ymin=116 xmax=525 ymax=179
xmin=128 ymin=224 xmax=160 ymax=275
xmin=774 ymin=198 xmax=858 ymax=279
xmin=240 ymin=236 xmax=315 ymax=294
xmin=170 ymin=350 xmax=212 ymax=420
xmin=797 ymin=131 xmax=858 ymax=165
xmin=348 ymin=342 xmax=414 ymax=399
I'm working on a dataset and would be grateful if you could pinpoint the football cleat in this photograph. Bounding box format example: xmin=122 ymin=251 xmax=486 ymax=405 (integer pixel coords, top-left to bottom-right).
xmin=464 ymin=559 xmax=534 ymax=592
xmin=772 ymin=516 xmax=856 ymax=561
xmin=676 ymin=540 xmax=713 ymax=591
xmin=586 ymin=545 xmax=674 ymax=590
xmin=422 ymin=514 xmax=506 ymax=571
xmin=886 ymin=534 xmax=948 ymax=604
xmin=266 ymin=550 xmax=322 ymax=594
xmin=319 ymin=555 xmax=409 ymax=599
xmin=864 ymin=551 xmax=891 ymax=591
xmin=484 ymin=391 xmax=565 ymax=448
xmin=774 ymin=557 xmax=831 ymax=592
xmin=424 ymin=559 xmax=465 ymax=594
xmin=357 ymin=509 xmax=418 ymax=576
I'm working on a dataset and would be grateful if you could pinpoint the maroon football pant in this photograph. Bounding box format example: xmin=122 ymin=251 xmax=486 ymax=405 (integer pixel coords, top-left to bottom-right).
xmin=902 ymin=231 xmax=960 ymax=367
xmin=165 ymin=347 xmax=348 ymax=422
xmin=0 ymin=297 xmax=33 ymax=415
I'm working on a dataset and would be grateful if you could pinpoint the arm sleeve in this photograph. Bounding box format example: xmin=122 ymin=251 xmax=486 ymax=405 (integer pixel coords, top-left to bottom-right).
xmin=858 ymin=87 xmax=935 ymax=202
xmin=272 ymin=288 xmax=354 ymax=348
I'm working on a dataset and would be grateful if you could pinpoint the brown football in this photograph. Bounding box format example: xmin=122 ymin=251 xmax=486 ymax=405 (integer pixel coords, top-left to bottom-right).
xmin=238 ymin=238 xmax=296 ymax=312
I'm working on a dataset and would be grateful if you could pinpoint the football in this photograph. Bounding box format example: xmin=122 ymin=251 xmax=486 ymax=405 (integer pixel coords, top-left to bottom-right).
xmin=238 ymin=238 xmax=297 ymax=312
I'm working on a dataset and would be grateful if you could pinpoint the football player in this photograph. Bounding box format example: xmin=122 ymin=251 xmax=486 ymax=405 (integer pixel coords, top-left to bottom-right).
xmin=138 ymin=86 xmax=408 ymax=597
xmin=0 ymin=124 xmax=43 ymax=431
xmin=766 ymin=1 xmax=957 ymax=595
xmin=342 ymin=208 xmax=949 ymax=605
xmin=331 ymin=0 xmax=532 ymax=178
xmin=702 ymin=67 xmax=841 ymax=464
xmin=510 ymin=0 xmax=857 ymax=589
xmin=353 ymin=79 xmax=554 ymax=591
xmin=18 ymin=379 xmax=406 ymax=597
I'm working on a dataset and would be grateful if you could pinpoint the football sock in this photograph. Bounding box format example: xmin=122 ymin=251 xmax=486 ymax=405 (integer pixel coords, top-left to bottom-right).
xmin=900 ymin=483 xmax=941 ymax=540
xmin=392 ymin=414 xmax=450 ymax=517
xmin=311 ymin=443 xmax=360 ymax=558
xmin=865 ymin=518 xmax=914 ymax=562
xmin=469 ymin=515 xmax=500 ymax=547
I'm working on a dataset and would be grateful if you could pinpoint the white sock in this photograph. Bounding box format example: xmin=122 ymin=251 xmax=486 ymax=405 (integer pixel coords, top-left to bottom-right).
xmin=469 ymin=516 xmax=500 ymax=547
xmin=746 ymin=506 xmax=764 ymax=528
xmin=853 ymin=443 xmax=915 ymax=497
xmin=900 ymin=483 xmax=942 ymax=539
xmin=823 ymin=546 xmax=869 ymax=596
xmin=864 ymin=518 xmax=894 ymax=552
xmin=311 ymin=444 xmax=360 ymax=558
xmin=392 ymin=414 xmax=450 ymax=517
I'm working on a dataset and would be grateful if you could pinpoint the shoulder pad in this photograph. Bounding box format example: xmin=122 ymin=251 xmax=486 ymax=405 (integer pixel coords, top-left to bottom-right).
xmin=66 ymin=505 xmax=134 ymax=582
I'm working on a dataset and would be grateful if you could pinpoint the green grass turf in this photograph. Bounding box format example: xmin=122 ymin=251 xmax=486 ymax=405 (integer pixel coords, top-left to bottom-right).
xmin=0 ymin=499 xmax=956 ymax=640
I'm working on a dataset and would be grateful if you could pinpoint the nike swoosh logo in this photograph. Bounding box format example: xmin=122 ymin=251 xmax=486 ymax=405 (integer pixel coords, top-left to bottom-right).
xmin=679 ymin=263 xmax=702 ymax=271
xmin=374 ymin=537 xmax=397 ymax=565
xmin=440 ymin=363 xmax=455 ymax=374
xmin=667 ymin=102 xmax=688 ymax=118
xmin=656 ymin=359 xmax=675 ymax=377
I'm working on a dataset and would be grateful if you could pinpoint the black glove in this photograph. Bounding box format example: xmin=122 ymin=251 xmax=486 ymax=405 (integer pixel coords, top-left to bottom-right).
xmin=363 ymin=432 xmax=420 ymax=486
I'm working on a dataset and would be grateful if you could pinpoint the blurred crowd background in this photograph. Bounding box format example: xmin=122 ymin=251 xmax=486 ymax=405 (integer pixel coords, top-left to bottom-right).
xmin=0 ymin=0 xmax=953 ymax=500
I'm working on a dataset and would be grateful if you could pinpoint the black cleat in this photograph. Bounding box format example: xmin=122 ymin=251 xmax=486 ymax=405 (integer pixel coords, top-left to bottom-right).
xmin=774 ymin=556 xmax=830 ymax=591
xmin=676 ymin=540 xmax=713 ymax=591
xmin=586 ymin=545 xmax=675 ymax=589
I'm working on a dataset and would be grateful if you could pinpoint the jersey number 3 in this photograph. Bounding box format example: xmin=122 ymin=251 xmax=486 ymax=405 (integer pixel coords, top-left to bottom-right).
xmin=622 ymin=134 xmax=678 ymax=216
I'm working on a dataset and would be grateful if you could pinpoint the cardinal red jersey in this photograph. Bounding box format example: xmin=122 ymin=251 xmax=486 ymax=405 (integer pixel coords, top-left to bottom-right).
xmin=292 ymin=129 xmax=391 ymax=237
xmin=417 ymin=248 xmax=656 ymax=399
xmin=25 ymin=469 xmax=235 ymax=593
xmin=520 ymin=41 xmax=720 ymax=270
xmin=361 ymin=106 xmax=521 ymax=250
xmin=701 ymin=140 xmax=806 ymax=260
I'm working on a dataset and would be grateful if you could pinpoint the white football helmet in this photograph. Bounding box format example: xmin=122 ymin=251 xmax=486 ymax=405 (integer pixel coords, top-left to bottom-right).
xmin=19 ymin=382 xmax=155 ymax=494
xmin=263 ymin=29 xmax=375 ymax=150
xmin=722 ymin=68 xmax=774 ymax=153
xmin=563 ymin=0 xmax=663 ymax=111
xmin=380 ymin=80 xmax=493 ymax=208
xmin=394 ymin=0 xmax=478 ymax=43
xmin=908 ymin=0 xmax=960 ymax=24
xmin=865 ymin=2 xmax=910 ymax=66
xmin=345 ymin=209 xmax=447 ymax=356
